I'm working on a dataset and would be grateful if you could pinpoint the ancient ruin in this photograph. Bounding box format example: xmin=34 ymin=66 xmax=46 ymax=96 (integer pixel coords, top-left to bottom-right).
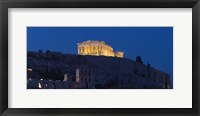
xmin=77 ymin=40 xmax=123 ymax=58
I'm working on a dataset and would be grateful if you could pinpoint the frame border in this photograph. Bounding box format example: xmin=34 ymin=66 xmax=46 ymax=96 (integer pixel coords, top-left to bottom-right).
xmin=0 ymin=0 xmax=200 ymax=116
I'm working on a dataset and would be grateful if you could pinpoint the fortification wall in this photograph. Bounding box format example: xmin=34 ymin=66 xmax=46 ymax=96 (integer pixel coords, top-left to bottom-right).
xmin=27 ymin=51 xmax=171 ymax=89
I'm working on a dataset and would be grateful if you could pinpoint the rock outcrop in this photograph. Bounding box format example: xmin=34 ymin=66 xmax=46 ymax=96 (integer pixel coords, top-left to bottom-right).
xmin=27 ymin=51 xmax=171 ymax=89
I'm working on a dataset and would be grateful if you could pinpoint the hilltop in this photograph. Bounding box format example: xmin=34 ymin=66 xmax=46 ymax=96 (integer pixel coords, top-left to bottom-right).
xmin=27 ymin=51 xmax=171 ymax=89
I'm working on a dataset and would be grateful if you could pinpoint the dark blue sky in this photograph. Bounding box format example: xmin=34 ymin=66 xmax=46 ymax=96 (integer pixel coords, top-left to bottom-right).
xmin=27 ymin=27 xmax=173 ymax=84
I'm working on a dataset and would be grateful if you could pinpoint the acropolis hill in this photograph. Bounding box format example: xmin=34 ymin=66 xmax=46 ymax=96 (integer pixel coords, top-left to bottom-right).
xmin=27 ymin=51 xmax=171 ymax=89
xmin=78 ymin=40 xmax=124 ymax=58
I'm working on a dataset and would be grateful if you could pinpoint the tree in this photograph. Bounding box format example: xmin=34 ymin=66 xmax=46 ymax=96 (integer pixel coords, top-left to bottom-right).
xmin=38 ymin=50 xmax=43 ymax=54
xmin=136 ymin=56 xmax=143 ymax=64
xmin=46 ymin=50 xmax=51 ymax=54
xmin=165 ymin=76 xmax=170 ymax=89
xmin=147 ymin=62 xmax=151 ymax=67
xmin=147 ymin=62 xmax=151 ymax=78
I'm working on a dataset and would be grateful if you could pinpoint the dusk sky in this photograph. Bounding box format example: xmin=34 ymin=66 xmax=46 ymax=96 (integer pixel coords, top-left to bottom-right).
xmin=27 ymin=27 xmax=173 ymax=84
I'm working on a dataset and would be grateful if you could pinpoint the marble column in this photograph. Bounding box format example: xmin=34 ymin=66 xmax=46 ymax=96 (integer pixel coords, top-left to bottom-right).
xmin=82 ymin=47 xmax=84 ymax=54
xmin=78 ymin=47 xmax=80 ymax=54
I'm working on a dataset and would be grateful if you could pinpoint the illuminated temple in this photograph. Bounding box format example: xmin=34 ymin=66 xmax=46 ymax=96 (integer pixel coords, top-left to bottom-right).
xmin=77 ymin=40 xmax=124 ymax=58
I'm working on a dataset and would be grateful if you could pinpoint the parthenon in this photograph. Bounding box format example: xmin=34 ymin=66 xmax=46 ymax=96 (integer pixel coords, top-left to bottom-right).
xmin=77 ymin=40 xmax=123 ymax=58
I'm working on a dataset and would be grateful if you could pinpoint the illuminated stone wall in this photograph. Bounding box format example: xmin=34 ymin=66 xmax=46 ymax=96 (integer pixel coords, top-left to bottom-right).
xmin=77 ymin=40 xmax=123 ymax=58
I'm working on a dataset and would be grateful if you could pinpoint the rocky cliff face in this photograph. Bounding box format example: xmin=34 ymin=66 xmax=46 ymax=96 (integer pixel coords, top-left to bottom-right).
xmin=27 ymin=51 xmax=171 ymax=89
